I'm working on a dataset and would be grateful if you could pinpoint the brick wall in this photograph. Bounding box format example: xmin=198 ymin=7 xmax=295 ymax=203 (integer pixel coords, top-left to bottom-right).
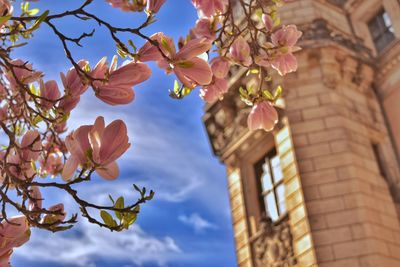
xmin=283 ymin=44 xmax=400 ymax=267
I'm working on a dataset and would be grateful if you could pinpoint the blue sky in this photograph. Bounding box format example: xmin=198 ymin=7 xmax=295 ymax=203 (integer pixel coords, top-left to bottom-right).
xmin=9 ymin=1 xmax=236 ymax=266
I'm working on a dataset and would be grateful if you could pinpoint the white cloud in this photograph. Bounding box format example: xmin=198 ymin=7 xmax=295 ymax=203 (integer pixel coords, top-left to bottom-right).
xmin=14 ymin=220 xmax=181 ymax=267
xmin=178 ymin=213 xmax=217 ymax=233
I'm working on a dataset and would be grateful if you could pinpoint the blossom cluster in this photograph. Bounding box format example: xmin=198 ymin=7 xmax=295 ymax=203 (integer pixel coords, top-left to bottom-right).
xmin=0 ymin=0 xmax=302 ymax=265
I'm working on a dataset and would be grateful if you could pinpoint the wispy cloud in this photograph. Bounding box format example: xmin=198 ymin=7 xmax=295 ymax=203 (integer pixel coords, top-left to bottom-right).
xmin=15 ymin=220 xmax=181 ymax=267
xmin=178 ymin=213 xmax=217 ymax=233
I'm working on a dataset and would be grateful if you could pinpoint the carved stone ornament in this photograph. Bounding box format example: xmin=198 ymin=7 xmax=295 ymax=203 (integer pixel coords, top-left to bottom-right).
xmin=252 ymin=214 xmax=296 ymax=267
xmin=300 ymin=18 xmax=372 ymax=60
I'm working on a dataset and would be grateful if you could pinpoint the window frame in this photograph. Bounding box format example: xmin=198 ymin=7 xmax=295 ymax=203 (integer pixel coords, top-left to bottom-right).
xmin=254 ymin=148 xmax=286 ymax=222
xmin=367 ymin=9 xmax=396 ymax=53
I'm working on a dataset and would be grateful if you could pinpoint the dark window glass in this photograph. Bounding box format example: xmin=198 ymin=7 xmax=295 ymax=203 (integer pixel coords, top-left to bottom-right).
xmin=368 ymin=10 xmax=396 ymax=53
xmin=254 ymin=149 xmax=285 ymax=221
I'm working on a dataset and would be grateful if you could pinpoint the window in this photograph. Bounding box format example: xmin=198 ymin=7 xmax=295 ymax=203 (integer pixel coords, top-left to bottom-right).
xmin=254 ymin=149 xmax=286 ymax=222
xmin=368 ymin=9 xmax=396 ymax=53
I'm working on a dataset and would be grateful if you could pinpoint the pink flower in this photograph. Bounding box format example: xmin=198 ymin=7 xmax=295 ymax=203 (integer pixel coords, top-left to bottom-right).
xmin=58 ymin=95 xmax=80 ymax=113
xmin=60 ymin=60 xmax=89 ymax=96
xmin=271 ymin=25 xmax=302 ymax=47
xmin=0 ymin=105 xmax=7 ymax=121
xmin=211 ymin=56 xmax=230 ymax=78
xmin=140 ymin=34 xmax=212 ymax=88
xmin=39 ymin=80 xmax=61 ymax=110
xmin=39 ymin=152 xmax=63 ymax=176
xmin=147 ymin=0 xmax=166 ymax=13
xmin=28 ymin=186 xmax=43 ymax=211
xmin=229 ymin=36 xmax=252 ymax=66
xmin=137 ymin=33 xmax=165 ymax=62
xmin=0 ymin=0 xmax=12 ymax=27
xmin=271 ymin=53 xmax=298 ymax=76
xmin=106 ymin=0 xmax=147 ymax=12
xmin=200 ymin=78 xmax=228 ymax=103
xmin=41 ymin=203 xmax=66 ymax=226
xmin=62 ymin=116 xmax=130 ymax=181
xmin=192 ymin=0 xmax=228 ymax=17
xmin=258 ymin=25 xmax=302 ymax=76
xmin=262 ymin=14 xmax=274 ymax=31
xmin=20 ymin=130 xmax=41 ymax=161
xmin=247 ymin=101 xmax=278 ymax=131
xmin=0 ymin=216 xmax=30 ymax=265
xmin=7 ymin=59 xmax=42 ymax=87
xmin=191 ymin=18 xmax=217 ymax=41
xmin=91 ymin=57 xmax=151 ymax=105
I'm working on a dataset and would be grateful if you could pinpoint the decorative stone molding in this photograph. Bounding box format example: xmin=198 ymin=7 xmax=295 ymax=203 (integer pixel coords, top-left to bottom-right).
xmin=300 ymin=18 xmax=372 ymax=60
xmin=252 ymin=214 xmax=296 ymax=267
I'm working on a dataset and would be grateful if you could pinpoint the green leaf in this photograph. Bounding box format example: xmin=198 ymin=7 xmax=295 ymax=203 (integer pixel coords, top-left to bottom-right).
xmin=116 ymin=44 xmax=128 ymax=58
xmin=273 ymin=17 xmax=281 ymax=27
xmin=100 ymin=210 xmax=117 ymax=227
xmin=247 ymin=69 xmax=259 ymax=76
xmin=114 ymin=197 xmax=125 ymax=220
xmin=28 ymin=9 xmax=40 ymax=16
xmin=128 ymin=40 xmax=137 ymax=52
xmin=145 ymin=191 xmax=155 ymax=201
xmin=28 ymin=10 xmax=49 ymax=32
xmin=274 ymin=86 xmax=283 ymax=100
xmin=173 ymin=80 xmax=180 ymax=94
xmin=0 ymin=15 xmax=11 ymax=26
xmin=181 ymin=87 xmax=192 ymax=96
xmin=262 ymin=89 xmax=274 ymax=101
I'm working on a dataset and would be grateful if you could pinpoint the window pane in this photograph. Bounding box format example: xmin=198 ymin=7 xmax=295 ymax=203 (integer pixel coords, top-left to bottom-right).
xmin=261 ymin=162 xmax=273 ymax=191
xmin=368 ymin=10 xmax=396 ymax=52
xmin=262 ymin=173 xmax=273 ymax=191
xmin=271 ymin=155 xmax=280 ymax=167
xmin=265 ymin=193 xmax=278 ymax=221
xmin=276 ymin=184 xmax=286 ymax=215
xmin=383 ymin=12 xmax=394 ymax=33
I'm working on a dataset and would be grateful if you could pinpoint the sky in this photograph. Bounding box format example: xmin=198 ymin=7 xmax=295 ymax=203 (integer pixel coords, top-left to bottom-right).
xmin=8 ymin=1 xmax=237 ymax=266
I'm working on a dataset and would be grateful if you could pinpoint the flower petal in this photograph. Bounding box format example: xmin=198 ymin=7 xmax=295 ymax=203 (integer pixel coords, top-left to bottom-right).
xmin=96 ymin=161 xmax=119 ymax=180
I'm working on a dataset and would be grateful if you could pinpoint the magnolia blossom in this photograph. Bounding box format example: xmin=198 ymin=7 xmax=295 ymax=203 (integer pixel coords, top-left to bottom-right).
xmin=191 ymin=18 xmax=217 ymax=41
xmin=91 ymin=57 xmax=151 ymax=105
xmin=58 ymin=61 xmax=89 ymax=113
xmin=40 ymin=80 xmax=61 ymax=110
xmin=138 ymin=33 xmax=212 ymax=88
xmin=247 ymin=101 xmax=278 ymax=131
xmin=270 ymin=25 xmax=302 ymax=75
xmin=62 ymin=116 xmax=130 ymax=181
xmin=106 ymin=0 xmax=147 ymax=12
xmin=0 ymin=0 xmax=12 ymax=27
xmin=262 ymin=14 xmax=274 ymax=31
xmin=3 ymin=130 xmax=42 ymax=183
xmin=20 ymin=130 xmax=41 ymax=162
xmin=0 ymin=216 xmax=30 ymax=266
xmin=41 ymin=203 xmax=66 ymax=226
xmin=28 ymin=186 xmax=43 ymax=211
xmin=229 ymin=36 xmax=252 ymax=66
xmin=7 ymin=59 xmax=42 ymax=87
xmin=211 ymin=56 xmax=231 ymax=79
xmin=200 ymin=78 xmax=228 ymax=103
xmin=39 ymin=152 xmax=63 ymax=177
xmin=192 ymin=0 xmax=228 ymax=17
xmin=271 ymin=25 xmax=302 ymax=47
xmin=147 ymin=0 xmax=166 ymax=13
xmin=61 ymin=60 xmax=89 ymax=96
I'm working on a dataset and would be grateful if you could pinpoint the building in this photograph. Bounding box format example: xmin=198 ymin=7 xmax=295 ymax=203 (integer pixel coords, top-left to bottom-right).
xmin=203 ymin=0 xmax=400 ymax=266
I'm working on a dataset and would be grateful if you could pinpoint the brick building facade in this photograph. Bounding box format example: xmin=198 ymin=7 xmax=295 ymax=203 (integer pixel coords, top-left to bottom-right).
xmin=203 ymin=0 xmax=400 ymax=266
